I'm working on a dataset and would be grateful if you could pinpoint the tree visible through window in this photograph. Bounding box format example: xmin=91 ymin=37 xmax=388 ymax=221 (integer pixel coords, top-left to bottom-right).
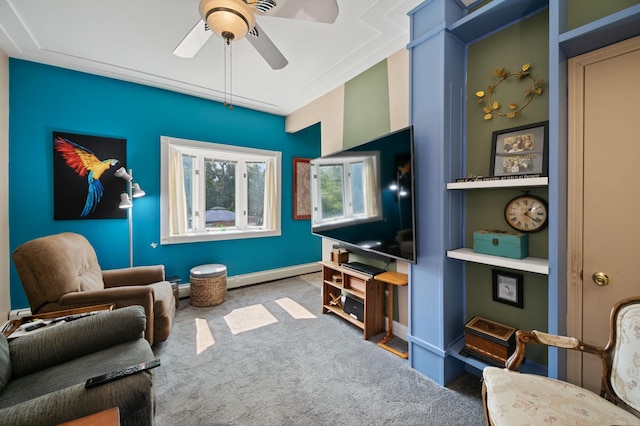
xmin=160 ymin=136 xmax=281 ymax=244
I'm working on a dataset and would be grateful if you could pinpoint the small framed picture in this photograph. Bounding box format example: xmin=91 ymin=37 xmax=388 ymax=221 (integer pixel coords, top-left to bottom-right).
xmin=492 ymin=269 xmax=523 ymax=308
xmin=489 ymin=121 xmax=548 ymax=177
xmin=293 ymin=157 xmax=311 ymax=220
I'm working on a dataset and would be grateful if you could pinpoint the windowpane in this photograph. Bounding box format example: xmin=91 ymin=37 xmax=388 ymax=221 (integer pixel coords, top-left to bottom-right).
xmin=161 ymin=136 xmax=281 ymax=244
xmin=319 ymin=164 xmax=344 ymax=220
xmin=350 ymin=162 xmax=365 ymax=215
xmin=182 ymin=154 xmax=194 ymax=230
xmin=205 ymin=158 xmax=236 ymax=229
xmin=247 ymin=162 xmax=266 ymax=226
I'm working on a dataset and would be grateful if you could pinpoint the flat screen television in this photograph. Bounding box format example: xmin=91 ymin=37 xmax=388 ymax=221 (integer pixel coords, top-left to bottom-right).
xmin=310 ymin=126 xmax=416 ymax=264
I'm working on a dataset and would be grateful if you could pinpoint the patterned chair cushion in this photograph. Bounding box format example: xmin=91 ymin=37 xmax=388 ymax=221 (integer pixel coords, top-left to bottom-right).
xmin=611 ymin=303 xmax=640 ymax=412
xmin=483 ymin=366 xmax=640 ymax=425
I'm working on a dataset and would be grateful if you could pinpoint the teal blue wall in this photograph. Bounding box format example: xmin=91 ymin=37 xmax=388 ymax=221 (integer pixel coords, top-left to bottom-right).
xmin=9 ymin=59 xmax=321 ymax=309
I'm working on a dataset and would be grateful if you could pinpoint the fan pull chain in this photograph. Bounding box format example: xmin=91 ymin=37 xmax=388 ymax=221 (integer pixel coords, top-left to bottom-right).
xmin=222 ymin=37 xmax=233 ymax=110
xmin=223 ymin=41 xmax=228 ymax=108
xmin=229 ymin=42 xmax=233 ymax=110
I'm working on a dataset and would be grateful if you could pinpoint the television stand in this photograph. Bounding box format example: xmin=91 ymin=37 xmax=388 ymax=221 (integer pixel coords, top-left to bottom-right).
xmin=320 ymin=261 xmax=385 ymax=339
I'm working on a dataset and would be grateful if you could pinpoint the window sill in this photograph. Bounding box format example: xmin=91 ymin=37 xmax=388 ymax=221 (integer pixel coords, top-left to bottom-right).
xmin=161 ymin=228 xmax=281 ymax=245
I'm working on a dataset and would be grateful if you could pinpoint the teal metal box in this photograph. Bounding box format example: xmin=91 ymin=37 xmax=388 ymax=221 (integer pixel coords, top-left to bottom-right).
xmin=473 ymin=230 xmax=528 ymax=259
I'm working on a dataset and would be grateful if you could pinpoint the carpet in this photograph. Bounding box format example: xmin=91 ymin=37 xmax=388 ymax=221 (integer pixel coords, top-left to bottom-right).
xmin=224 ymin=304 xmax=279 ymax=335
xmin=152 ymin=274 xmax=485 ymax=425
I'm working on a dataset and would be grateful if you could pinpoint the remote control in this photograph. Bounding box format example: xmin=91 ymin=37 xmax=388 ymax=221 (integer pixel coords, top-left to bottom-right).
xmin=25 ymin=321 xmax=47 ymax=332
xmin=85 ymin=359 xmax=161 ymax=389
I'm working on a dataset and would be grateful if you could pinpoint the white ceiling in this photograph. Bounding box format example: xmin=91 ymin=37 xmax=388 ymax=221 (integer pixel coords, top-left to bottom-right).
xmin=0 ymin=0 xmax=425 ymax=116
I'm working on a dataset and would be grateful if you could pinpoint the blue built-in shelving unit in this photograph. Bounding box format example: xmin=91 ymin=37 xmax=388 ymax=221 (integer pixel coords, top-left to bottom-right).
xmin=407 ymin=0 xmax=640 ymax=385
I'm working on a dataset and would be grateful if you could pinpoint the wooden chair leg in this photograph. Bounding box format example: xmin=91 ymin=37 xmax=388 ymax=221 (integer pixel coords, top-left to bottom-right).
xmin=481 ymin=380 xmax=492 ymax=426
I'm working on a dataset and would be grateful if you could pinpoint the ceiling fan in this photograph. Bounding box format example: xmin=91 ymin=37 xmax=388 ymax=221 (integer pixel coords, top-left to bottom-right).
xmin=174 ymin=0 xmax=340 ymax=70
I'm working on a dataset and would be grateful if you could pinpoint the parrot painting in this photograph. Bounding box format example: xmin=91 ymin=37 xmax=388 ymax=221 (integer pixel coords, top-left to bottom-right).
xmin=53 ymin=136 xmax=120 ymax=217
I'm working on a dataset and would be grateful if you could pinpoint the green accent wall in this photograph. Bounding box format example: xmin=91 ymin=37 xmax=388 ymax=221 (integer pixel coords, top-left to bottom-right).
xmin=568 ymin=0 xmax=640 ymax=30
xmin=341 ymin=59 xmax=399 ymax=320
xmin=343 ymin=59 xmax=391 ymax=148
xmin=464 ymin=10 xmax=550 ymax=365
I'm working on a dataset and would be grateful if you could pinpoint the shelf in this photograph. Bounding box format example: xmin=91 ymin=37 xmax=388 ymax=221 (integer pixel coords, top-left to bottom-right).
xmin=449 ymin=0 xmax=549 ymax=44
xmin=449 ymin=337 xmax=547 ymax=376
xmin=559 ymin=4 xmax=640 ymax=58
xmin=323 ymin=279 xmax=364 ymax=299
xmin=323 ymin=304 xmax=364 ymax=329
xmin=320 ymin=262 xmax=386 ymax=340
xmin=447 ymin=177 xmax=548 ymax=190
xmin=447 ymin=248 xmax=548 ymax=274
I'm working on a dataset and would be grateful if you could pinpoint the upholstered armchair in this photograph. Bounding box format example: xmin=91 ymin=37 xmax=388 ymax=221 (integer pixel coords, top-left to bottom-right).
xmin=482 ymin=296 xmax=640 ymax=425
xmin=12 ymin=232 xmax=175 ymax=345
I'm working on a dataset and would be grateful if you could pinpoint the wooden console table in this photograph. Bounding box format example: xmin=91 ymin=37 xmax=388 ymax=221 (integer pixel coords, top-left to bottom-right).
xmin=320 ymin=261 xmax=385 ymax=339
xmin=374 ymin=271 xmax=409 ymax=359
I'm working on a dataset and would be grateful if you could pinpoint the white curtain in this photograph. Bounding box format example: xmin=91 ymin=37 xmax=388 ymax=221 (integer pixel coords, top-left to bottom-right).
xmin=169 ymin=147 xmax=188 ymax=235
xmin=363 ymin=157 xmax=379 ymax=217
xmin=262 ymin=159 xmax=276 ymax=229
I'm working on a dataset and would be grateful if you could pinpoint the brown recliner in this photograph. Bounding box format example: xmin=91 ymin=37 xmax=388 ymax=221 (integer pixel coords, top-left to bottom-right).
xmin=12 ymin=232 xmax=175 ymax=345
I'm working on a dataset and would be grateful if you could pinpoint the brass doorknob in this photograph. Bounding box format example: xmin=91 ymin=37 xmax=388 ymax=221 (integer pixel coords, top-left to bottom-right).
xmin=592 ymin=272 xmax=610 ymax=286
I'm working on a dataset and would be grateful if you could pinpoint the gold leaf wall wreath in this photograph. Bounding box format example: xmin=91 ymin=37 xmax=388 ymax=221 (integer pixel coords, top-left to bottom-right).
xmin=476 ymin=63 xmax=544 ymax=120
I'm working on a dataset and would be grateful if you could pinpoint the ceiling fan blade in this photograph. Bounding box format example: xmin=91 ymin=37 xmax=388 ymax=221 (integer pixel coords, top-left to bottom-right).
xmin=267 ymin=0 xmax=339 ymax=24
xmin=173 ymin=20 xmax=213 ymax=58
xmin=246 ymin=23 xmax=288 ymax=70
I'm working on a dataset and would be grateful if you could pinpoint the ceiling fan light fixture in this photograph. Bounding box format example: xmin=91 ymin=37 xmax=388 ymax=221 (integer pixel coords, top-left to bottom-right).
xmin=199 ymin=0 xmax=256 ymax=43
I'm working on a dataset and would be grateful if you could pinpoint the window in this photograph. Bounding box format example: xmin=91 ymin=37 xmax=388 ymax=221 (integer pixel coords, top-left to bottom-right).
xmin=160 ymin=136 xmax=281 ymax=244
xmin=311 ymin=152 xmax=381 ymax=229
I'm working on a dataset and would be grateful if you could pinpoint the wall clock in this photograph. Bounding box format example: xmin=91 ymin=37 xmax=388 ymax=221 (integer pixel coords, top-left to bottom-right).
xmin=504 ymin=193 xmax=548 ymax=233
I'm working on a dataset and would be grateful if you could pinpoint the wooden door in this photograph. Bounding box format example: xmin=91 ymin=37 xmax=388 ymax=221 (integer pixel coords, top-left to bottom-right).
xmin=567 ymin=36 xmax=640 ymax=393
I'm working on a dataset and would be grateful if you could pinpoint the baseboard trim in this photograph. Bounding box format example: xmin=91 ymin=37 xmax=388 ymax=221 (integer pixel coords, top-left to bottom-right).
xmin=391 ymin=320 xmax=408 ymax=341
xmin=178 ymin=262 xmax=322 ymax=299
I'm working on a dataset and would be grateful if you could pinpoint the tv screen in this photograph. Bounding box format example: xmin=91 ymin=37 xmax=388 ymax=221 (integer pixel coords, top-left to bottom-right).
xmin=310 ymin=126 xmax=416 ymax=264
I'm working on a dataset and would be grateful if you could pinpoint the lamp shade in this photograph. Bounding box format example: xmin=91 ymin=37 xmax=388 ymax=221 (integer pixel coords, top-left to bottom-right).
xmin=119 ymin=193 xmax=132 ymax=209
xmin=199 ymin=0 xmax=256 ymax=42
xmin=132 ymin=183 xmax=146 ymax=198
xmin=114 ymin=167 xmax=133 ymax=182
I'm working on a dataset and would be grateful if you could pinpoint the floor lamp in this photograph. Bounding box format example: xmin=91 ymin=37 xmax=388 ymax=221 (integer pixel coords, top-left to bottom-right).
xmin=115 ymin=167 xmax=145 ymax=268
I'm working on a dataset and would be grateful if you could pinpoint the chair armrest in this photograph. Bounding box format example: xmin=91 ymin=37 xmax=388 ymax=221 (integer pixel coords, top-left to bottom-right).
xmin=531 ymin=330 xmax=580 ymax=348
xmin=9 ymin=306 xmax=146 ymax=378
xmin=506 ymin=329 xmax=604 ymax=371
xmin=102 ymin=265 xmax=165 ymax=288
xmin=0 ymin=371 xmax=154 ymax=426
xmin=58 ymin=286 xmax=153 ymax=306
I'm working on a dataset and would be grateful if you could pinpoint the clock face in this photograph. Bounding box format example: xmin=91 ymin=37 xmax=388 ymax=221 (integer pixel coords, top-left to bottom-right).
xmin=504 ymin=194 xmax=548 ymax=233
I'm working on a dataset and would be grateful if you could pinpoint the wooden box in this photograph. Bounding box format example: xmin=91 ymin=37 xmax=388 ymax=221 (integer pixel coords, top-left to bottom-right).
xmin=461 ymin=316 xmax=516 ymax=366
xmin=331 ymin=248 xmax=349 ymax=264
xmin=347 ymin=275 xmax=366 ymax=293
xmin=473 ymin=230 xmax=528 ymax=259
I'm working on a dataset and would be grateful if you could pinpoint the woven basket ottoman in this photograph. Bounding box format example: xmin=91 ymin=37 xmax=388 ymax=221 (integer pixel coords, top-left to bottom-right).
xmin=189 ymin=264 xmax=227 ymax=307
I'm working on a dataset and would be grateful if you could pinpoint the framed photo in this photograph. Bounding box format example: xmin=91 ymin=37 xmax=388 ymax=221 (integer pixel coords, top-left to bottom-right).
xmin=489 ymin=121 xmax=548 ymax=177
xmin=492 ymin=269 xmax=523 ymax=308
xmin=293 ymin=157 xmax=311 ymax=220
